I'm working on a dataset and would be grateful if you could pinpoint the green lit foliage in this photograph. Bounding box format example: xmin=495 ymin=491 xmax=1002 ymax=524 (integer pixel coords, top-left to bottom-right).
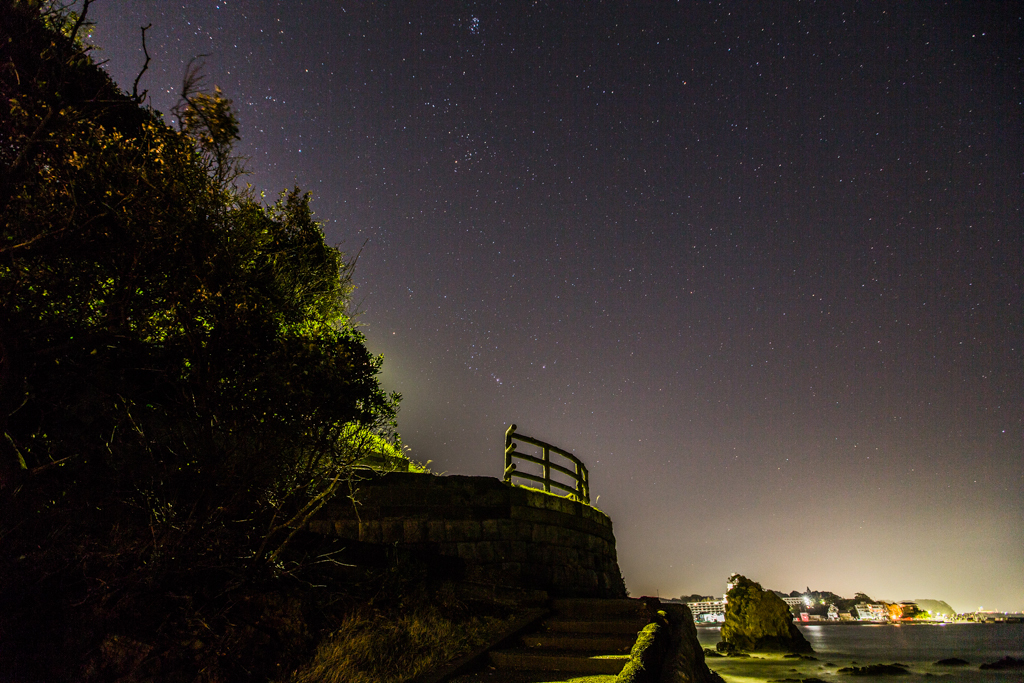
xmin=0 ymin=0 xmax=398 ymax=564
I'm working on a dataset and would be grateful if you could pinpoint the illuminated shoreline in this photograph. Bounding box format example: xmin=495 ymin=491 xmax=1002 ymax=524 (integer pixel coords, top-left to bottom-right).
xmin=695 ymin=620 xmax=1008 ymax=628
xmin=696 ymin=623 xmax=1024 ymax=683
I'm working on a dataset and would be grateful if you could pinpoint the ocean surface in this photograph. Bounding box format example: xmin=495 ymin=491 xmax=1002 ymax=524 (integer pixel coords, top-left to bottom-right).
xmin=695 ymin=624 xmax=1024 ymax=683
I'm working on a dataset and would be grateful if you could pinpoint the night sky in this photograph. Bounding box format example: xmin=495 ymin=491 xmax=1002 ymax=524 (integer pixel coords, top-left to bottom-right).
xmin=86 ymin=1 xmax=1021 ymax=612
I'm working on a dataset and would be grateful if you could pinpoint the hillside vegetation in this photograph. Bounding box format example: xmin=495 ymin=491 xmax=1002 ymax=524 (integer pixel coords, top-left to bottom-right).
xmin=0 ymin=2 xmax=411 ymax=679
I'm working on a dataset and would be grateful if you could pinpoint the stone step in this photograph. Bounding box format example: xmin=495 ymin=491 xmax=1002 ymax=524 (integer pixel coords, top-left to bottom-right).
xmin=551 ymin=597 xmax=649 ymax=621
xmin=488 ymin=649 xmax=630 ymax=675
xmin=448 ymin=669 xmax=618 ymax=683
xmin=543 ymin=618 xmax=648 ymax=634
xmin=521 ymin=632 xmax=636 ymax=652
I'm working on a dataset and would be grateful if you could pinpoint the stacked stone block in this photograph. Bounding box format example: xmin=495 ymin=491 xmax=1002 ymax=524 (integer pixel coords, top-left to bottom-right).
xmin=308 ymin=472 xmax=626 ymax=598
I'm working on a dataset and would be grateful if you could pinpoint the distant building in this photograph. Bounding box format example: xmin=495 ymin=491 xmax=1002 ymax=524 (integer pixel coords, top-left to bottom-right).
xmin=688 ymin=599 xmax=727 ymax=622
xmin=782 ymin=596 xmax=809 ymax=611
xmin=697 ymin=611 xmax=725 ymax=623
xmin=828 ymin=604 xmax=840 ymax=620
xmin=855 ymin=603 xmax=887 ymax=621
xmin=966 ymin=611 xmax=1024 ymax=623
xmin=897 ymin=602 xmax=920 ymax=619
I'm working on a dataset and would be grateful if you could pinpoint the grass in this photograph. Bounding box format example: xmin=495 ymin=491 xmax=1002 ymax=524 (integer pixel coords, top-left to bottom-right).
xmin=289 ymin=585 xmax=518 ymax=683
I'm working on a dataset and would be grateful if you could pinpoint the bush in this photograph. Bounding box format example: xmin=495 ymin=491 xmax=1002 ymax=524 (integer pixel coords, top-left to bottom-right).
xmin=291 ymin=586 xmax=515 ymax=683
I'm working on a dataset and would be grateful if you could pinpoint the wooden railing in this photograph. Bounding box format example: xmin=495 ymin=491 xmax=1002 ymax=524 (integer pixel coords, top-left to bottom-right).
xmin=503 ymin=424 xmax=590 ymax=504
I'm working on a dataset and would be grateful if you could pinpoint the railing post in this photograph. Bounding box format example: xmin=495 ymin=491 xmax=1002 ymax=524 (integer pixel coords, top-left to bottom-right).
xmin=542 ymin=446 xmax=551 ymax=493
xmin=504 ymin=424 xmax=517 ymax=483
xmin=575 ymin=462 xmax=583 ymax=502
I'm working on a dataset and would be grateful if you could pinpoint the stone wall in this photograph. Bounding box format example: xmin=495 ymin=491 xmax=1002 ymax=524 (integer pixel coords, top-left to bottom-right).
xmin=308 ymin=471 xmax=626 ymax=598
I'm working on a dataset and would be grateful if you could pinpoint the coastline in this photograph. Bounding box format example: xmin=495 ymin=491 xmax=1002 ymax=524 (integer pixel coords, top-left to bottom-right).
xmin=695 ymin=620 xmax=998 ymax=628
xmin=694 ymin=622 xmax=1024 ymax=683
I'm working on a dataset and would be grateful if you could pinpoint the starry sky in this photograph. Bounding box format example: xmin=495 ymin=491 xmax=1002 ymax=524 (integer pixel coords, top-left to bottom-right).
xmin=85 ymin=1 xmax=1021 ymax=613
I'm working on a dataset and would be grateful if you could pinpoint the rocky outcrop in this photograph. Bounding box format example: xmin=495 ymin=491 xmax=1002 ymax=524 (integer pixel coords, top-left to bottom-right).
xmin=653 ymin=602 xmax=719 ymax=683
xmin=718 ymin=574 xmax=812 ymax=653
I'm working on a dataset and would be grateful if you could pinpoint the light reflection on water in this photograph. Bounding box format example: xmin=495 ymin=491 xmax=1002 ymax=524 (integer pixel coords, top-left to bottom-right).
xmin=695 ymin=624 xmax=1024 ymax=683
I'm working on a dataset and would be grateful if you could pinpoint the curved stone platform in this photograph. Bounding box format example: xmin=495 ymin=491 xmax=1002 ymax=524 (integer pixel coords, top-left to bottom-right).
xmin=308 ymin=471 xmax=626 ymax=598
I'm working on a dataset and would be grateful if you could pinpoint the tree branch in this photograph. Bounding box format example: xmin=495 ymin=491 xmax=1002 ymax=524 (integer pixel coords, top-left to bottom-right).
xmin=131 ymin=23 xmax=152 ymax=103
xmin=68 ymin=0 xmax=93 ymax=45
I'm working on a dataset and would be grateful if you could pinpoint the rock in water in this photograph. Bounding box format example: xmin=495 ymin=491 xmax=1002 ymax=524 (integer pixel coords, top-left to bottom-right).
xmin=718 ymin=574 xmax=813 ymax=653
xmin=837 ymin=663 xmax=911 ymax=676
xmin=979 ymin=656 xmax=1024 ymax=670
xmin=934 ymin=658 xmax=969 ymax=666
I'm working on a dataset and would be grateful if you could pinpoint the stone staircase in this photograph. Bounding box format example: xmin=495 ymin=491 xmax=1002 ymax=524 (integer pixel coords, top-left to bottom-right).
xmin=475 ymin=598 xmax=651 ymax=680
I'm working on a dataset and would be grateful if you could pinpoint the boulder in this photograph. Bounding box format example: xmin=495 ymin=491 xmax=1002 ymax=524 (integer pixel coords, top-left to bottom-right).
xmin=979 ymin=656 xmax=1024 ymax=670
xmin=837 ymin=663 xmax=910 ymax=676
xmin=618 ymin=600 xmax=720 ymax=683
xmin=652 ymin=602 xmax=719 ymax=683
xmin=934 ymin=658 xmax=969 ymax=666
xmin=718 ymin=574 xmax=813 ymax=653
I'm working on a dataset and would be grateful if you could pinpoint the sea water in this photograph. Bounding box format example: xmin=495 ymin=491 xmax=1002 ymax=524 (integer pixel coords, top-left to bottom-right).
xmin=696 ymin=624 xmax=1024 ymax=683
